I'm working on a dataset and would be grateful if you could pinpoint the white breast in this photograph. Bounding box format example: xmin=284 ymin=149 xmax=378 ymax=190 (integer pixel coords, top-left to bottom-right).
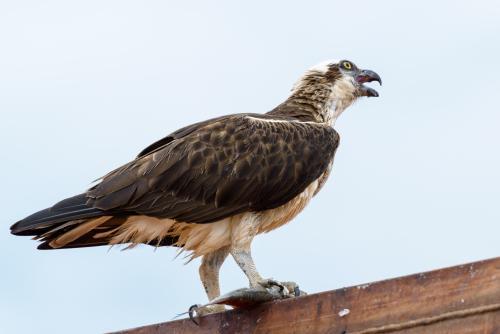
xmin=255 ymin=178 xmax=320 ymax=234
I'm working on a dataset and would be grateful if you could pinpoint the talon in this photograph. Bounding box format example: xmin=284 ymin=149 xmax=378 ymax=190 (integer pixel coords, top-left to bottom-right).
xmin=188 ymin=303 xmax=226 ymax=324
xmin=256 ymin=279 xmax=299 ymax=298
xmin=188 ymin=304 xmax=200 ymax=326
xmin=258 ymin=279 xmax=284 ymax=291
xmin=260 ymin=280 xmax=306 ymax=297
xmin=270 ymin=281 xmax=285 ymax=293
xmin=280 ymin=281 xmax=306 ymax=297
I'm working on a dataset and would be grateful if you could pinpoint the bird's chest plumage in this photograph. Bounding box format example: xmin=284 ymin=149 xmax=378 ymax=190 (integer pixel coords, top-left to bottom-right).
xmin=255 ymin=173 xmax=325 ymax=234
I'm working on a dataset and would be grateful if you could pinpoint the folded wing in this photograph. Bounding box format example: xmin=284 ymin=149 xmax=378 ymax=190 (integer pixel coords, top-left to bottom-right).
xmin=87 ymin=114 xmax=339 ymax=224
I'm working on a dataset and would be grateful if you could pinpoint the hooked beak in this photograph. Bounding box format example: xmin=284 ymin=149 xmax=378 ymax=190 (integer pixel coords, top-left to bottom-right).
xmin=355 ymin=69 xmax=382 ymax=97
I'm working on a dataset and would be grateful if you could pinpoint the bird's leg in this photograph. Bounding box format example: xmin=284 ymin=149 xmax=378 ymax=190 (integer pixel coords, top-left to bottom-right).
xmin=229 ymin=215 xmax=305 ymax=297
xmin=229 ymin=215 xmax=267 ymax=288
xmin=228 ymin=216 xmax=299 ymax=296
xmin=194 ymin=246 xmax=230 ymax=316
xmin=230 ymin=246 xmax=306 ymax=298
xmin=230 ymin=247 xmax=264 ymax=288
xmin=200 ymin=247 xmax=230 ymax=300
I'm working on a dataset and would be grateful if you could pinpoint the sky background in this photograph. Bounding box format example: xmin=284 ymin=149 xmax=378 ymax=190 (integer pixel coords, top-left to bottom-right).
xmin=1 ymin=1 xmax=499 ymax=333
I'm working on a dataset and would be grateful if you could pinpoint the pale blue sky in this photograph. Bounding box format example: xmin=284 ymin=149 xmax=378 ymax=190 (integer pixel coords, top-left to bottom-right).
xmin=1 ymin=1 xmax=499 ymax=333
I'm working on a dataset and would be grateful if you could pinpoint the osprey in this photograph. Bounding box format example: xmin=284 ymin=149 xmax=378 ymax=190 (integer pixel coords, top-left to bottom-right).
xmin=11 ymin=59 xmax=381 ymax=313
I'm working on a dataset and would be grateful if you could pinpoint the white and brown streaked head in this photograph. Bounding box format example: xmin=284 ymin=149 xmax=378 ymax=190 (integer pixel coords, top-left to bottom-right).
xmin=271 ymin=59 xmax=381 ymax=125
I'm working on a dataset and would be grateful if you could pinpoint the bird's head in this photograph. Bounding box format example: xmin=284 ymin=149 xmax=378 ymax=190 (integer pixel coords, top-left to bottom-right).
xmin=297 ymin=59 xmax=381 ymax=97
xmin=289 ymin=59 xmax=382 ymax=124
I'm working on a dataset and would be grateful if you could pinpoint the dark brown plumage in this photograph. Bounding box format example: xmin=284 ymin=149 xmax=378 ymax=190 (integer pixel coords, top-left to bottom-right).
xmin=90 ymin=114 xmax=338 ymax=220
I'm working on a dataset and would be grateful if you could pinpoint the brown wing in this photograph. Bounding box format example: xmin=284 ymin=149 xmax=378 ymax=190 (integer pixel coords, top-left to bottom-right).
xmin=136 ymin=115 xmax=232 ymax=158
xmin=86 ymin=114 xmax=339 ymax=224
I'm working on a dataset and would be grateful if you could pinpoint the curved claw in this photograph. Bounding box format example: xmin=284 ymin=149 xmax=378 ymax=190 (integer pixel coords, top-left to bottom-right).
xmin=263 ymin=279 xmax=284 ymax=291
xmin=258 ymin=279 xmax=307 ymax=298
xmin=279 ymin=281 xmax=307 ymax=297
xmin=188 ymin=303 xmax=226 ymax=325
xmin=257 ymin=278 xmax=291 ymax=296
xmin=188 ymin=304 xmax=201 ymax=326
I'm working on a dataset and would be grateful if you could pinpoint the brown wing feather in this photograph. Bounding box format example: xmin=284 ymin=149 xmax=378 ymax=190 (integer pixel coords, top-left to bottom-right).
xmin=136 ymin=115 xmax=232 ymax=158
xmin=86 ymin=113 xmax=339 ymax=224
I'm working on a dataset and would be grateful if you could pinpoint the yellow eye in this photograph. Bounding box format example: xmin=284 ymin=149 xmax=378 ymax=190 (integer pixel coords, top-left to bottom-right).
xmin=343 ymin=61 xmax=352 ymax=70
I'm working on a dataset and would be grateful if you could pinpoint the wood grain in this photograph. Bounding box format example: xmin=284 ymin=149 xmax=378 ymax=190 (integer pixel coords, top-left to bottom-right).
xmin=112 ymin=257 xmax=500 ymax=334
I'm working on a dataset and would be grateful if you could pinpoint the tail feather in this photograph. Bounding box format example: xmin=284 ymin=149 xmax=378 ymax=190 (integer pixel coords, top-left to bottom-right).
xmin=36 ymin=216 xmax=129 ymax=250
xmin=10 ymin=194 xmax=105 ymax=236
xmin=10 ymin=193 xmax=178 ymax=250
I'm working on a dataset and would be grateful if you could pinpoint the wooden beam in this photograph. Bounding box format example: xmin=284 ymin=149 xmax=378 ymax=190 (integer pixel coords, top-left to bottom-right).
xmin=112 ymin=257 xmax=500 ymax=333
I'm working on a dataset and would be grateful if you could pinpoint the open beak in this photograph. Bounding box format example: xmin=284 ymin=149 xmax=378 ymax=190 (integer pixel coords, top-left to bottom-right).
xmin=355 ymin=69 xmax=382 ymax=97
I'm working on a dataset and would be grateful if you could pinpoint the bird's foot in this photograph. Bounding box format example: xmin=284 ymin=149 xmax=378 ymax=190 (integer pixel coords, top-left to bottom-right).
xmin=255 ymin=278 xmax=307 ymax=298
xmin=188 ymin=304 xmax=226 ymax=325
xmin=186 ymin=281 xmax=306 ymax=325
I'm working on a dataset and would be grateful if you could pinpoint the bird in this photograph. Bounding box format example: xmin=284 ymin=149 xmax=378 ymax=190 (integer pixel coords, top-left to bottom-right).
xmin=10 ymin=59 xmax=381 ymax=314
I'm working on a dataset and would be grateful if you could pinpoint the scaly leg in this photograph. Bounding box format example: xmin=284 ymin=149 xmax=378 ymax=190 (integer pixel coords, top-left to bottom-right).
xmin=230 ymin=247 xmax=263 ymax=288
xmin=229 ymin=215 xmax=300 ymax=295
xmin=196 ymin=246 xmax=230 ymax=315
xmin=231 ymin=245 xmax=300 ymax=295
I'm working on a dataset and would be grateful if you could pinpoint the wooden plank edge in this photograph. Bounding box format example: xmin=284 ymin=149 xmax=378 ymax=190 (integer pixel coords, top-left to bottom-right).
xmin=111 ymin=256 xmax=500 ymax=334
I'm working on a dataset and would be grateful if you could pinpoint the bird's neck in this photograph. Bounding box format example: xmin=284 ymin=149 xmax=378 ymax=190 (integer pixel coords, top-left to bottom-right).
xmin=267 ymin=76 xmax=351 ymax=126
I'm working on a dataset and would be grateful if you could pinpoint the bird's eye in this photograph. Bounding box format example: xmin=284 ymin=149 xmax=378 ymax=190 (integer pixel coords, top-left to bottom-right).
xmin=343 ymin=61 xmax=352 ymax=70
